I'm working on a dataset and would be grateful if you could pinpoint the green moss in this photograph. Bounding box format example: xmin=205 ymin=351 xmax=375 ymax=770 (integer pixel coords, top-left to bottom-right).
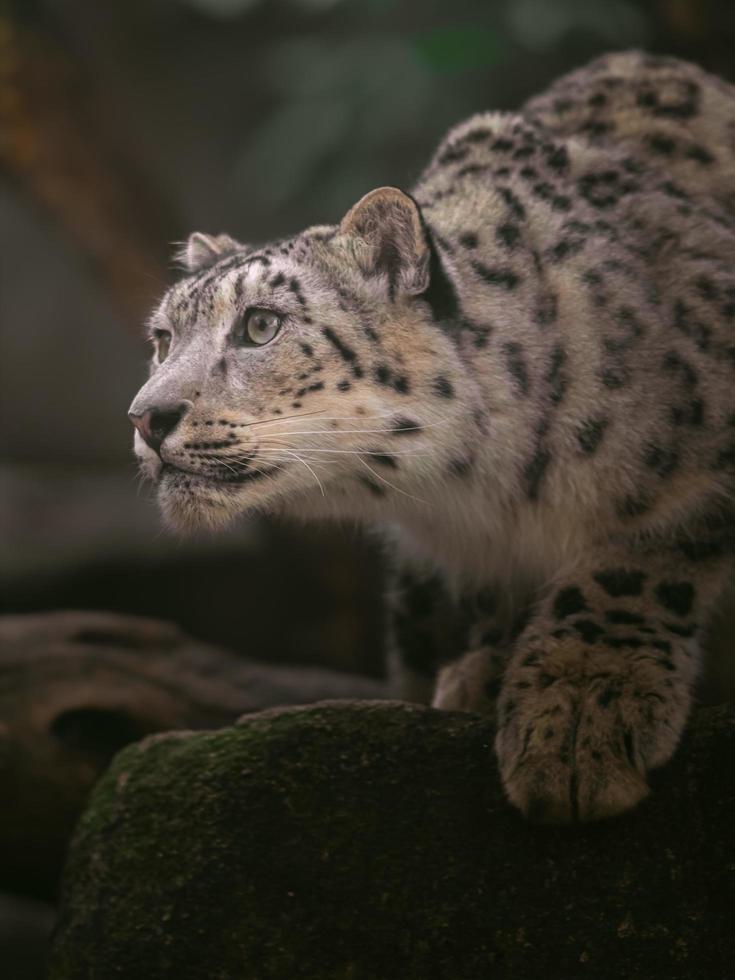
xmin=50 ymin=701 xmax=735 ymax=980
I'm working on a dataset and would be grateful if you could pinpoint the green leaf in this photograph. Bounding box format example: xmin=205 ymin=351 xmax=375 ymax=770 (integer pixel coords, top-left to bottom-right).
xmin=413 ymin=25 xmax=504 ymax=74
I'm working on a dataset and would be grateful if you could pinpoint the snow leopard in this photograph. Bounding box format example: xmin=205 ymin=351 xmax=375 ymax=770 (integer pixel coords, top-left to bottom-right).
xmin=129 ymin=52 xmax=735 ymax=823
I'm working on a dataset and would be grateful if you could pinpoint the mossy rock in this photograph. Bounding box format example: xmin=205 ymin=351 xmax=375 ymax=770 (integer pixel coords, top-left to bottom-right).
xmin=50 ymin=700 xmax=734 ymax=980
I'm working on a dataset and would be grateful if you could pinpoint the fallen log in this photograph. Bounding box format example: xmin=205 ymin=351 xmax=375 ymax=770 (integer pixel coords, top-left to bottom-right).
xmin=0 ymin=611 xmax=384 ymax=898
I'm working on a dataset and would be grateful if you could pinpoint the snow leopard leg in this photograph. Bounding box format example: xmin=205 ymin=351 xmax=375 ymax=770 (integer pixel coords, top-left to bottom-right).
xmin=431 ymin=591 xmax=525 ymax=720
xmin=386 ymin=551 xmax=517 ymax=710
xmin=492 ymin=546 xmax=733 ymax=823
xmin=385 ymin=557 xmax=467 ymax=703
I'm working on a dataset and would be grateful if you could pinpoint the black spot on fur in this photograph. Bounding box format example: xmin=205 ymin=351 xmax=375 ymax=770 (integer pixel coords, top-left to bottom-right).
xmin=433 ymin=376 xmax=454 ymax=399
xmin=636 ymin=79 xmax=700 ymax=119
xmin=437 ymin=143 xmax=470 ymax=166
xmin=673 ymin=299 xmax=710 ymax=351
xmin=462 ymin=126 xmax=492 ymax=145
xmin=524 ymin=444 xmax=551 ymax=502
xmin=616 ymin=493 xmax=652 ymax=519
xmin=606 ymin=637 xmax=645 ymax=650
xmin=644 ymin=444 xmax=679 ymax=477
xmin=496 ymin=223 xmax=521 ymax=249
xmin=497 ymin=186 xmax=526 ymax=220
xmin=512 ymin=145 xmax=534 ymax=161
xmin=322 ymin=327 xmax=363 ymax=377
xmin=655 ymin=581 xmax=695 ymax=617
xmin=573 ymin=619 xmax=605 ymax=644
xmin=600 ymin=366 xmax=629 ymax=389
xmin=553 ymin=98 xmax=574 ymax=113
xmin=576 ymin=417 xmax=608 ymax=455
xmin=678 ymin=536 xmax=725 ymax=562
xmin=684 ymin=143 xmax=714 ymax=164
xmin=374 ymin=364 xmax=410 ymax=394
xmin=336 ymin=380 xmax=351 ymax=392
xmin=545 ymin=145 xmax=569 ymax=172
xmin=371 ymin=453 xmax=398 ymax=469
xmin=471 ymin=261 xmax=520 ymax=290
xmin=391 ymin=416 xmax=421 ymax=436
xmin=661 ymin=180 xmax=690 ymax=202
xmin=580 ymin=120 xmax=613 ymax=137
xmin=594 ymin=569 xmax=646 ymax=597
xmin=553 ymin=587 xmax=588 ymax=620
xmin=534 ymin=291 xmax=558 ymax=326
xmin=662 ymin=350 xmax=698 ymax=387
xmin=359 ymin=477 xmax=385 ymax=497
xmin=546 ymin=344 xmax=567 ymax=404
xmin=694 ymin=275 xmax=718 ymax=302
xmin=578 ymin=170 xmax=633 ymax=209
xmin=449 ymin=457 xmax=473 ymax=478
xmin=670 ymin=399 xmax=704 ymax=427
xmin=289 ymin=278 xmax=307 ymax=306
xmin=459 ymin=232 xmax=478 ymax=249
xmin=532 ymin=182 xmax=572 ymax=211
xmin=606 ymin=610 xmax=645 ymax=625
xmin=503 ymin=342 xmax=530 ymax=396
xmin=550 ymin=238 xmax=585 ymax=263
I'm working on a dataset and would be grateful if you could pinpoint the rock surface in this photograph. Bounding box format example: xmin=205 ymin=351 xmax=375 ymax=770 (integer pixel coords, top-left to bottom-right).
xmin=0 ymin=611 xmax=385 ymax=897
xmin=50 ymin=699 xmax=734 ymax=980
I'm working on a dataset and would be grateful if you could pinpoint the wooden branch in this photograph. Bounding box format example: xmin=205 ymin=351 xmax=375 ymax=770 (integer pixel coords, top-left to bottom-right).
xmin=0 ymin=611 xmax=385 ymax=899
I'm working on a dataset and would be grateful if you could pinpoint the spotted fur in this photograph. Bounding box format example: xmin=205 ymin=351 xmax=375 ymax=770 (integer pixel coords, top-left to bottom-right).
xmin=130 ymin=52 xmax=735 ymax=824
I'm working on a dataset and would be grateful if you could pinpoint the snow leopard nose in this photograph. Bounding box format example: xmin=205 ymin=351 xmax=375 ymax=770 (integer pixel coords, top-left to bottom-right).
xmin=128 ymin=402 xmax=189 ymax=455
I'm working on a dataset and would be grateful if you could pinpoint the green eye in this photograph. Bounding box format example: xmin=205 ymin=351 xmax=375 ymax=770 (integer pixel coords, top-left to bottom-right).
xmin=155 ymin=331 xmax=172 ymax=362
xmin=235 ymin=309 xmax=282 ymax=347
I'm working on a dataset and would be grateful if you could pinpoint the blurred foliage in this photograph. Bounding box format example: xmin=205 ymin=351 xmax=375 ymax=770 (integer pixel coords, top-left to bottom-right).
xmin=9 ymin=0 xmax=734 ymax=240
xmin=505 ymin=0 xmax=649 ymax=50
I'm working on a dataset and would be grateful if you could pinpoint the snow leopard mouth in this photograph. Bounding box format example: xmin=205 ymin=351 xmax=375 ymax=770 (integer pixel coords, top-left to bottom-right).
xmin=158 ymin=462 xmax=285 ymax=487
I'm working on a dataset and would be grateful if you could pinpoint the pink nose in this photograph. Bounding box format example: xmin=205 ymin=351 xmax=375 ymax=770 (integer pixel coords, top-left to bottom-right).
xmin=128 ymin=404 xmax=186 ymax=455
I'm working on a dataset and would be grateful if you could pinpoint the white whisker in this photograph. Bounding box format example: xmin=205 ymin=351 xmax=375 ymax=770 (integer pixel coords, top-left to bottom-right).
xmin=244 ymin=410 xmax=326 ymax=428
xmin=247 ymin=419 xmax=451 ymax=438
xmin=278 ymin=449 xmax=326 ymax=496
xmin=256 ymin=445 xmax=432 ymax=458
xmin=358 ymin=455 xmax=430 ymax=506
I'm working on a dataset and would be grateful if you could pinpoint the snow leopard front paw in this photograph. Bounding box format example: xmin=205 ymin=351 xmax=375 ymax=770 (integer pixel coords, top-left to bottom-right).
xmin=494 ymin=636 xmax=692 ymax=823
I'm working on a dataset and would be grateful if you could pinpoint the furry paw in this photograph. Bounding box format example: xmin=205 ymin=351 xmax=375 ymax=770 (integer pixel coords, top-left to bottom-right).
xmin=432 ymin=647 xmax=508 ymax=715
xmin=495 ymin=639 xmax=691 ymax=823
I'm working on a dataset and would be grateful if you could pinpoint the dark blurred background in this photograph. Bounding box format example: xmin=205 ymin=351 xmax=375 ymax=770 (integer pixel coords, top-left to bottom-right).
xmin=4 ymin=4 xmax=735 ymax=974
xmin=2 ymin=0 xmax=735 ymax=679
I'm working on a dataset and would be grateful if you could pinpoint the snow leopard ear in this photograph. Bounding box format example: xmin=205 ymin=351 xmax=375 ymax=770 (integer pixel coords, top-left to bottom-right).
xmin=175 ymin=232 xmax=243 ymax=273
xmin=340 ymin=187 xmax=430 ymax=298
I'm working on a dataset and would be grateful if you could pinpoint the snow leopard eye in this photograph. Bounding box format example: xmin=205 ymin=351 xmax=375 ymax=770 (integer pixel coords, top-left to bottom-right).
xmin=154 ymin=330 xmax=172 ymax=363
xmin=234 ymin=309 xmax=282 ymax=347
